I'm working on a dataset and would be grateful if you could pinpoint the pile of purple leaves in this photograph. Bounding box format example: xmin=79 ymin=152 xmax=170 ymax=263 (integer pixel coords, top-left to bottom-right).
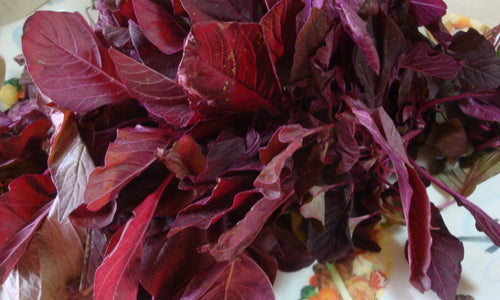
xmin=1 ymin=0 xmax=499 ymax=299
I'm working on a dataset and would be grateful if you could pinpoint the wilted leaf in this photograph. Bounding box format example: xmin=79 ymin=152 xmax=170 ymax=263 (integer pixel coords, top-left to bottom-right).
xmin=84 ymin=126 xmax=171 ymax=211
xmin=435 ymin=150 xmax=500 ymax=197
xmin=22 ymin=11 xmax=129 ymax=113
xmin=178 ymin=22 xmax=282 ymax=114
xmin=48 ymin=112 xmax=96 ymax=221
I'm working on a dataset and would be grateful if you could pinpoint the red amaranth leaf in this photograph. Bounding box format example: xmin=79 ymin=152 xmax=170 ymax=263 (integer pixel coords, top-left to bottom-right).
xmin=180 ymin=253 xmax=275 ymax=300
xmin=401 ymin=42 xmax=461 ymax=80
xmin=48 ymin=112 xmax=96 ymax=221
xmin=109 ymin=48 xmax=195 ymax=127
xmin=177 ymin=22 xmax=282 ymax=114
xmin=131 ymin=0 xmax=186 ymax=55
xmin=180 ymin=0 xmax=268 ymax=23
xmin=407 ymin=0 xmax=447 ymax=26
xmin=0 ymin=118 xmax=51 ymax=164
xmin=347 ymin=100 xmax=432 ymax=292
xmin=22 ymin=11 xmax=129 ymax=113
xmin=335 ymin=0 xmax=380 ymax=75
xmin=260 ymin=0 xmax=305 ymax=62
xmin=290 ymin=8 xmax=335 ymax=82
xmin=426 ymin=205 xmax=464 ymax=300
xmin=94 ymin=176 xmax=170 ymax=300
xmin=84 ymin=126 xmax=171 ymax=211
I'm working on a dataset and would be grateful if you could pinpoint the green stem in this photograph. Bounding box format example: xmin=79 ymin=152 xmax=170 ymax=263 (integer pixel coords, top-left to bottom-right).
xmin=325 ymin=262 xmax=354 ymax=300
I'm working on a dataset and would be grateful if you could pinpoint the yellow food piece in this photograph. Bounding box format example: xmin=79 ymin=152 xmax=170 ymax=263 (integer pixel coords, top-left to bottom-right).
xmin=0 ymin=84 xmax=19 ymax=111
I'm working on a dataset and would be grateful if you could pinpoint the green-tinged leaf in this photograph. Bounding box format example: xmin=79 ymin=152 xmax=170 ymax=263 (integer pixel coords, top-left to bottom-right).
xmin=435 ymin=150 xmax=500 ymax=197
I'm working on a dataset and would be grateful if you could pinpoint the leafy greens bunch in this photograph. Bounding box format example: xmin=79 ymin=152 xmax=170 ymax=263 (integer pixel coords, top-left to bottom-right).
xmin=1 ymin=0 xmax=500 ymax=299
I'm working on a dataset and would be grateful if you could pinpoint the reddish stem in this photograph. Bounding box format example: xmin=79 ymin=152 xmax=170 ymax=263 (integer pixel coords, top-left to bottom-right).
xmin=418 ymin=91 xmax=500 ymax=114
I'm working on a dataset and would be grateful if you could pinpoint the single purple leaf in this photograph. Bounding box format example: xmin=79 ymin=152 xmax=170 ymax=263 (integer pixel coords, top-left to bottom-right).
xmin=48 ymin=112 xmax=96 ymax=221
xmin=335 ymin=0 xmax=380 ymax=74
xmin=407 ymin=0 xmax=447 ymax=26
xmin=449 ymin=29 xmax=500 ymax=91
xmin=84 ymin=126 xmax=171 ymax=211
xmin=94 ymin=176 xmax=170 ymax=300
xmin=180 ymin=253 xmax=275 ymax=300
xmin=177 ymin=22 xmax=282 ymax=114
xmin=401 ymin=42 xmax=461 ymax=80
xmin=109 ymin=48 xmax=195 ymax=127
xmin=131 ymin=0 xmax=186 ymax=55
xmin=426 ymin=204 xmax=464 ymax=300
xmin=180 ymin=0 xmax=268 ymax=23
xmin=458 ymin=95 xmax=500 ymax=123
xmin=22 ymin=11 xmax=129 ymax=113
xmin=69 ymin=200 xmax=117 ymax=229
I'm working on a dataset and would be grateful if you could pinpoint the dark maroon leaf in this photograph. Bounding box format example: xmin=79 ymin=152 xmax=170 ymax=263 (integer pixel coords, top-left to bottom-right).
xmin=335 ymin=0 xmax=380 ymax=74
xmin=94 ymin=176 xmax=170 ymax=300
xmin=407 ymin=0 xmax=446 ymax=26
xmin=180 ymin=0 xmax=268 ymax=23
xmin=401 ymin=42 xmax=461 ymax=80
xmin=160 ymin=134 xmax=207 ymax=179
xmin=132 ymin=0 xmax=186 ymax=55
xmin=290 ymin=8 xmax=335 ymax=82
xmin=179 ymin=253 xmax=275 ymax=300
xmin=426 ymin=204 xmax=464 ymax=300
xmin=306 ymin=186 xmax=354 ymax=262
xmin=69 ymin=200 xmax=117 ymax=229
xmin=84 ymin=126 xmax=171 ymax=211
xmin=22 ymin=11 xmax=129 ymax=113
xmin=48 ymin=112 xmax=96 ymax=221
xmin=178 ymin=22 xmax=282 ymax=114
xmin=449 ymin=29 xmax=500 ymax=91
xmin=260 ymin=0 xmax=305 ymax=62
xmin=109 ymin=48 xmax=195 ymax=127
xmin=140 ymin=228 xmax=215 ymax=298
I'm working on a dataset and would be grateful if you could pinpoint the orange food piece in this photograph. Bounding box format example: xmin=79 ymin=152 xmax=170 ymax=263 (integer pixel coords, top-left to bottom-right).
xmin=308 ymin=295 xmax=319 ymax=300
xmin=309 ymin=274 xmax=319 ymax=287
xmin=317 ymin=288 xmax=338 ymax=300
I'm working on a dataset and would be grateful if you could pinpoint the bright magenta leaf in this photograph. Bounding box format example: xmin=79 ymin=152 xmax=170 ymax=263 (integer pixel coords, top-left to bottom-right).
xmin=408 ymin=0 xmax=447 ymax=26
xmin=108 ymin=48 xmax=195 ymax=127
xmin=177 ymin=22 xmax=282 ymax=114
xmin=84 ymin=126 xmax=171 ymax=211
xmin=132 ymin=0 xmax=186 ymax=55
xmin=22 ymin=11 xmax=129 ymax=113
xmin=48 ymin=112 xmax=96 ymax=221
xmin=94 ymin=176 xmax=171 ymax=300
